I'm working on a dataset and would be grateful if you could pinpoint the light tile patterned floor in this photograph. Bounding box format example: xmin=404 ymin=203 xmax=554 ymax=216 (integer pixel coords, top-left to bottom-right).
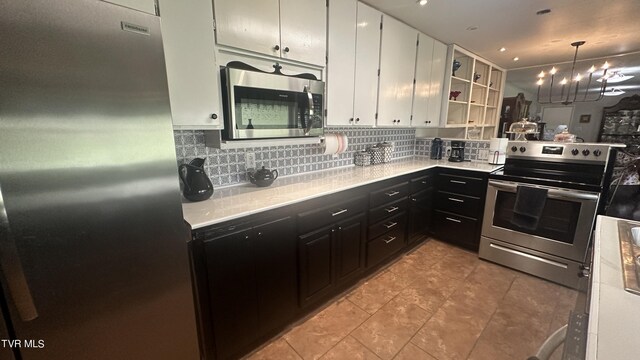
xmin=246 ymin=238 xmax=577 ymax=360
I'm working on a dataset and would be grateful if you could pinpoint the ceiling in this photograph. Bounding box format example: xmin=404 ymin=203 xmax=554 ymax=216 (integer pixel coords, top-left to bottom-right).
xmin=361 ymin=0 xmax=640 ymax=70
xmin=362 ymin=0 xmax=640 ymax=96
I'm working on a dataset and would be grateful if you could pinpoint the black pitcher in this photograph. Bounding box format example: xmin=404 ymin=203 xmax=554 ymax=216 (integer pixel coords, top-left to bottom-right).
xmin=178 ymin=158 xmax=213 ymax=202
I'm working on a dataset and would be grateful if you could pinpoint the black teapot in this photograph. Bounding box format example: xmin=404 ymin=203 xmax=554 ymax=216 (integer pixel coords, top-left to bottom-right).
xmin=248 ymin=166 xmax=278 ymax=187
xmin=178 ymin=158 xmax=213 ymax=201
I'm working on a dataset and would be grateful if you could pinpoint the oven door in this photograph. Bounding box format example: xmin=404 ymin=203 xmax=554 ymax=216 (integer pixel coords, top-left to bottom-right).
xmin=482 ymin=180 xmax=599 ymax=261
xmin=224 ymin=67 xmax=324 ymax=139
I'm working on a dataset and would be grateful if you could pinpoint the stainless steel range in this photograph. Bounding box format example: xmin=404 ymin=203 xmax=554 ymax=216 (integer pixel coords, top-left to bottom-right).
xmin=479 ymin=141 xmax=620 ymax=288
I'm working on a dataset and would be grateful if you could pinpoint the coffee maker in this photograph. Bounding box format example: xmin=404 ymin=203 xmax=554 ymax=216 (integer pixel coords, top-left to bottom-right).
xmin=448 ymin=141 xmax=465 ymax=162
xmin=430 ymin=138 xmax=443 ymax=159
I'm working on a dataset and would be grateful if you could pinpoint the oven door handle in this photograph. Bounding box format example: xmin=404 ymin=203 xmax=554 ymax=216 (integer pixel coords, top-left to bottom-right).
xmin=488 ymin=180 xmax=599 ymax=202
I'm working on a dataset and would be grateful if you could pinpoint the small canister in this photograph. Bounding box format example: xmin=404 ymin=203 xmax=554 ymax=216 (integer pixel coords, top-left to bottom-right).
xmin=354 ymin=150 xmax=371 ymax=166
xmin=377 ymin=142 xmax=393 ymax=163
xmin=369 ymin=146 xmax=383 ymax=164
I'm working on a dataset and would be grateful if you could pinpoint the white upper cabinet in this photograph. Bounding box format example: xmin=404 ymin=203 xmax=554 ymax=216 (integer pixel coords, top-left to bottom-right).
xmin=326 ymin=0 xmax=357 ymax=126
xmin=213 ymin=0 xmax=326 ymax=67
xmin=411 ymin=34 xmax=447 ymax=128
xmin=159 ymin=0 xmax=223 ymax=129
xmin=352 ymin=2 xmax=382 ymax=127
xmin=377 ymin=15 xmax=418 ymax=127
xmin=428 ymin=41 xmax=448 ymax=126
xmin=279 ymin=0 xmax=327 ymax=66
xmin=101 ymin=0 xmax=156 ymax=14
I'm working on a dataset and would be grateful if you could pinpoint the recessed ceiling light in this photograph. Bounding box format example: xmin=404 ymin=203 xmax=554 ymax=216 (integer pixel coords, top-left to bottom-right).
xmin=417 ymin=0 xmax=428 ymax=5
xmin=513 ymin=57 xmax=519 ymax=62
xmin=536 ymin=9 xmax=551 ymax=15
xmin=466 ymin=26 xmax=478 ymax=31
xmin=499 ymin=47 xmax=506 ymax=52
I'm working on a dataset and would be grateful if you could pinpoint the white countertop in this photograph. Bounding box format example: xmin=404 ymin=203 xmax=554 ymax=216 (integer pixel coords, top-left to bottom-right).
xmin=182 ymin=157 xmax=502 ymax=230
xmin=588 ymin=216 xmax=640 ymax=359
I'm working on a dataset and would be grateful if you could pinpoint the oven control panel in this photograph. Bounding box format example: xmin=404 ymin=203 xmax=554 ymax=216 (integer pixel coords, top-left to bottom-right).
xmin=506 ymin=141 xmax=619 ymax=163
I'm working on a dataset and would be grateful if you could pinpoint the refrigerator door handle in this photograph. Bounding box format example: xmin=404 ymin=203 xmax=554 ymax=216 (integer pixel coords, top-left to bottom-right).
xmin=0 ymin=184 xmax=38 ymax=321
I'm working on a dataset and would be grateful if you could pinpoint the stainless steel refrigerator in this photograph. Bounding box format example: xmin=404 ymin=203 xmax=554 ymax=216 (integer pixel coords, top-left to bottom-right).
xmin=0 ymin=0 xmax=200 ymax=359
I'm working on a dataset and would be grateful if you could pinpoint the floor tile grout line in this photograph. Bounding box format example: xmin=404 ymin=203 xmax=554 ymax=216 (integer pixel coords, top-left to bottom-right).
xmin=463 ymin=275 xmax=518 ymax=359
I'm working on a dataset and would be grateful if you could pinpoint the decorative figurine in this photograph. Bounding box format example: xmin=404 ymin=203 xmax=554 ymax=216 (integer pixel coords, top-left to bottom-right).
xmin=449 ymin=91 xmax=461 ymax=101
xmin=452 ymin=59 xmax=461 ymax=76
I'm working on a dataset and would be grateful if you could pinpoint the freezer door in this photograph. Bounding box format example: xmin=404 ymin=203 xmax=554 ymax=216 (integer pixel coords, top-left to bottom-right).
xmin=0 ymin=1 xmax=199 ymax=359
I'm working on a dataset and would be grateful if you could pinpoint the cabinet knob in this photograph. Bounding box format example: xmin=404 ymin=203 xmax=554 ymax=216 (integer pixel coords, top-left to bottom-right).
xmin=338 ymin=226 xmax=342 ymax=231
xmin=349 ymin=118 xmax=354 ymax=122
xmin=283 ymin=47 xmax=290 ymax=53
xmin=211 ymin=113 xmax=218 ymax=120
xmin=274 ymin=45 xmax=280 ymax=51
xmin=355 ymin=118 xmax=360 ymax=122
xmin=257 ymin=232 xmax=262 ymax=237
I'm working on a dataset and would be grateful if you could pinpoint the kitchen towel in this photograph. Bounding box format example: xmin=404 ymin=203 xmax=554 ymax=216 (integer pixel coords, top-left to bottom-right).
xmin=323 ymin=132 xmax=349 ymax=155
xmin=511 ymin=185 xmax=548 ymax=230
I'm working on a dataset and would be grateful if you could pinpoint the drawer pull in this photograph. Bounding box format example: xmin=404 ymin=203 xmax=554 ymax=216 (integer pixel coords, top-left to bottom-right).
xmin=383 ymin=236 xmax=397 ymax=244
xmin=385 ymin=191 xmax=400 ymax=197
xmin=331 ymin=208 xmax=348 ymax=217
xmin=385 ymin=206 xmax=399 ymax=213
xmin=383 ymin=221 xmax=398 ymax=229
xmin=421 ymin=180 xmax=427 ymax=184
xmin=411 ymin=197 xmax=417 ymax=202
xmin=448 ymin=197 xmax=464 ymax=203
xmin=450 ymin=180 xmax=467 ymax=185
xmin=445 ymin=217 xmax=462 ymax=223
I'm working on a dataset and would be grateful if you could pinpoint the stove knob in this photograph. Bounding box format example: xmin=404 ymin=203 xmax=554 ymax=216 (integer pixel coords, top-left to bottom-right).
xmin=519 ymin=146 xmax=526 ymax=153
xmin=582 ymin=149 xmax=590 ymax=156
xmin=593 ymin=149 xmax=602 ymax=157
xmin=511 ymin=146 xmax=518 ymax=152
xmin=571 ymin=149 xmax=579 ymax=156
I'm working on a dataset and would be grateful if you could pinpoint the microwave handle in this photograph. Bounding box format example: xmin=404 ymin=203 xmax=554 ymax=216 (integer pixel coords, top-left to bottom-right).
xmin=304 ymin=85 xmax=314 ymax=117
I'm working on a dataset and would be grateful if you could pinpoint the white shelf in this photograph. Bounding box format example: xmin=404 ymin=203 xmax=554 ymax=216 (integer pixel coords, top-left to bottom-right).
xmin=451 ymin=76 xmax=471 ymax=83
xmin=440 ymin=44 xmax=505 ymax=139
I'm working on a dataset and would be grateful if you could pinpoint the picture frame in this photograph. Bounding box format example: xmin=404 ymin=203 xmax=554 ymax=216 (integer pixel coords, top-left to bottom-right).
xmin=579 ymin=114 xmax=591 ymax=123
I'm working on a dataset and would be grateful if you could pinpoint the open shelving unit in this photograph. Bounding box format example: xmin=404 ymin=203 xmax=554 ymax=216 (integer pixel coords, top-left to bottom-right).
xmin=440 ymin=45 xmax=506 ymax=140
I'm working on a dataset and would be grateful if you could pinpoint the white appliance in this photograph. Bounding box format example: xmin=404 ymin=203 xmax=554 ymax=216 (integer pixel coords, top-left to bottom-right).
xmin=488 ymin=138 xmax=509 ymax=164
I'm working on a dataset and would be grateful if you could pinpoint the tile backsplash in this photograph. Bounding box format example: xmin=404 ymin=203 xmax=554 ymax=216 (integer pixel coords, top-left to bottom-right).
xmin=175 ymin=127 xmax=416 ymax=187
xmin=415 ymin=138 xmax=491 ymax=160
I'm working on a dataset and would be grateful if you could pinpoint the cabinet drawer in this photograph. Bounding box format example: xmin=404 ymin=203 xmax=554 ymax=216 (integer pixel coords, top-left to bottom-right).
xmin=369 ymin=198 xmax=408 ymax=224
xmin=368 ymin=212 xmax=407 ymax=240
xmin=410 ymin=188 xmax=433 ymax=208
xmin=367 ymin=223 xmax=406 ymax=268
xmin=410 ymin=174 xmax=434 ymax=194
xmin=434 ymin=191 xmax=482 ymax=218
xmin=432 ymin=210 xmax=479 ymax=249
xmin=370 ymin=182 xmax=409 ymax=208
xmin=437 ymin=173 xmax=485 ymax=197
xmin=298 ymin=196 xmax=366 ymax=234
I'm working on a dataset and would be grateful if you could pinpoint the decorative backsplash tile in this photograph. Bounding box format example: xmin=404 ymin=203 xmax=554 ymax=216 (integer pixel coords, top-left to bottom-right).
xmin=415 ymin=138 xmax=491 ymax=161
xmin=175 ymin=127 xmax=416 ymax=187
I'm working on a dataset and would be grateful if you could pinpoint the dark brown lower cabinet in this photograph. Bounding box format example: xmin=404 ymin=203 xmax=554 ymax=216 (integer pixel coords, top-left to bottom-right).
xmin=298 ymin=213 xmax=366 ymax=307
xmin=198 ymin=215 xmax=296 ymax=360
xmin=408 ymin=187 xmax=434 ymax=243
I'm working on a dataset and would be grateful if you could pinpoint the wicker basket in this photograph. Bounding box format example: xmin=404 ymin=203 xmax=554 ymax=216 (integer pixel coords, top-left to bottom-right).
xmin=354 ymin=150 xmax=371 ymax=166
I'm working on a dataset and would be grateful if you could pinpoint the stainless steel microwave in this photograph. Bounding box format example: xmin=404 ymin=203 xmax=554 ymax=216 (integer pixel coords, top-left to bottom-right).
xmin=221 ymin=67 xmax=324 ymax=140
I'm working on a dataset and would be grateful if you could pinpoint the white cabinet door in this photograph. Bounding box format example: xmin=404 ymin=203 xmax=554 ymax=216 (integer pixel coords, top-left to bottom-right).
xmin=411 ymin=33 xmax=435 ymax=128
xmin=160 ymin=0 xmax=222 ymax=129
xmin=280 ymin=0 xmax=327 ymax=66
xmin=326 ymin=0 xmax=357 ymax=126
xmin=102 ymin=0 xmax=156 ymax=14
xmin=213 ymin=0 xmax=281 ymax=58
xmin=352 ymin=3 xmax=381 ymax=127
xmin=428 ymin=40 xmax=447 ymax=127
xmin=377 ymin=15 xmax=418 ymax=127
